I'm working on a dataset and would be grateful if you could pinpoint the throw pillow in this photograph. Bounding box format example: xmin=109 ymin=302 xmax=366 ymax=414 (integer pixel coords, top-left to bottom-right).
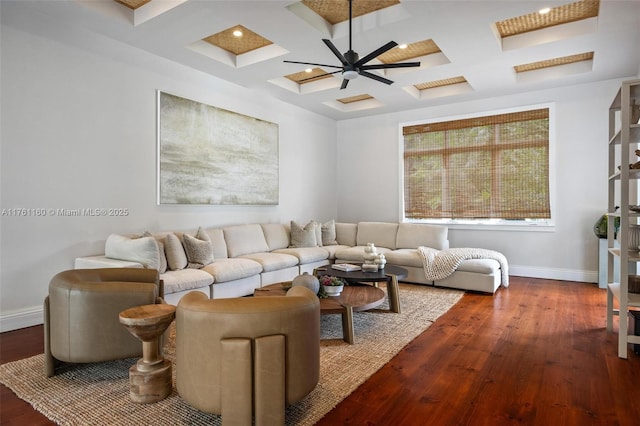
xmin=321 ymin=220 xmax=338 ymax=246
xmin=290 ymin=220 xmax=317 ymax=248
xmin=104 ymin=234 xmax=160 ymax=270
xmin=164 ymin=233 xmax=188 ymax=271
xmin=143 ymin=232 xmax=167 ymax=274
xmin=183 ymin=227 xmax=214 ymax=269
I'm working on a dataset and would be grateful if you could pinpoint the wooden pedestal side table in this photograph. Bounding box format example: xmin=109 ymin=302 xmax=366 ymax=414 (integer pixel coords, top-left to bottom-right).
xmin=119 ymin=304 xmax=176 ymax=403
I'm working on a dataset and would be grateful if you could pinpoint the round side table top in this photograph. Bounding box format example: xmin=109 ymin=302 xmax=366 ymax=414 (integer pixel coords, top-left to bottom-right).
xmin=119 ymin=304 xmax=176 ymax=341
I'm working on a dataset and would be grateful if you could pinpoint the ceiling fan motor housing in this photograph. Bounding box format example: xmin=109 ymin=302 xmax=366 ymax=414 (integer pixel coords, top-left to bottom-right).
xmin=343 ymin=70 xmax=358 ymax=80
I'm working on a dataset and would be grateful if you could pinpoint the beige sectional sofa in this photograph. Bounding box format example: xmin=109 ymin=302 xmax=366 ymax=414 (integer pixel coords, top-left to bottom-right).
xmin=75 ymin=221 xmax=504 ymax=305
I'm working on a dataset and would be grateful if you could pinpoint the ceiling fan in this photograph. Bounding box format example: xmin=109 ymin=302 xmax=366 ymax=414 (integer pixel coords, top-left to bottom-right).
xmin=284 ymin=0 xmax=421 ymax=89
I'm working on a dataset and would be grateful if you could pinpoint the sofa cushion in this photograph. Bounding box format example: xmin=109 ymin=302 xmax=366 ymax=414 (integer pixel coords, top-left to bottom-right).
xmin=203 ymin=227 xmax=228 ymax=260
xmin=456 ymin=258 xmax=500 ymax=274
xmin=238 ymin=252 xmax=299 ymax=272
xmin=384 ymin=249 xmax=424 ymax=268
xmin=319 ymin=244 xmax=352 ymax=260
xmin=164 ymin=233 xmax=188 ymax=271
xmin=202 ymin=258 xmax=263 ymax=283
xmin=273 ymin=247 xmax=329 ymax=264
xmin=105 ymin=234 xmax=160 ymax=270
xmin=396 ymin=223 xmax=448 ymax=250
xmin=335 ymin=222 xmax=357 ymax=246
xmin=183 ymin=227 xmax=214 ymax=269
xmin=356 ymin=222 xmax=399 ymax=249
xmin=160 ymin=269 xmax=213 ymax=295
xmin=223 ymin=224 xmax=269 ymax=258
xmin=334 ymin=246 xmax=392 ymax=262
xmin=321 ymin=220 xmax=337 ymax=246
xmin=290 ymin=221 xmax=318 ymax=248
xmin=261 ymin=223 xmax=290 ymax=251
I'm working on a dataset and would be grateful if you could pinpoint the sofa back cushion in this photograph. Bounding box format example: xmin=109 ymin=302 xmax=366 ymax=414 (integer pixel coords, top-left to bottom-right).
xmin=396 ymin=223 xmax=449 ymax=250
xmin=261 ymin=223 xmax=290 ymax=251
xmin=356 ymin=222 xmax=399 ymax=249
xmin=335 ymin=222 xmax=357 ymax=246
xmin=105 ymin=233 xmax=160 ymax=270
xmin=223 ymin=224 xmax=269 ymax=258
xmin=204 ymin=228 xmax=229 ymax=259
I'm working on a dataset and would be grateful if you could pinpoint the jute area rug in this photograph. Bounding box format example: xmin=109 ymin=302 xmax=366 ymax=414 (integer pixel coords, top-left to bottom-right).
xmin=0 ymin=283 xmax=463 ymax=425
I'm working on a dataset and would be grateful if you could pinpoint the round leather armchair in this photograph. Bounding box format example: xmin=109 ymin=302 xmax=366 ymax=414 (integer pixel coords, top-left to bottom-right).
xmin=176 ymin=286 xmax=320 ymax=426
xmin=44 ymin=268 xmax=162 ymax=377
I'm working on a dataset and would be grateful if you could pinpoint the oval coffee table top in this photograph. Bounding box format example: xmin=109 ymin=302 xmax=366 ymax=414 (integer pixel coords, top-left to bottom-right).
xmin=316 ymin=264 xmax=408 ymax=283
xmin=255 ymin=283 xmax=385 ymax=314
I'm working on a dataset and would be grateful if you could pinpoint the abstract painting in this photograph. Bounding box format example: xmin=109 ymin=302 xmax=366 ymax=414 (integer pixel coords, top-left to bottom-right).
xmin=157 ymin=91 xmax=279 ymax=205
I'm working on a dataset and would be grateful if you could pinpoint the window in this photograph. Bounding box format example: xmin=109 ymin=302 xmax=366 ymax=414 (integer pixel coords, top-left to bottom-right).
xmin=402 ymin=107 xmax=551 ymax=224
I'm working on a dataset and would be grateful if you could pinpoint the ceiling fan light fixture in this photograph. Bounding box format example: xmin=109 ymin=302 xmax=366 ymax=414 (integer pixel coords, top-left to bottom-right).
xmin=343 ymin=70 xmax=358 ymax=80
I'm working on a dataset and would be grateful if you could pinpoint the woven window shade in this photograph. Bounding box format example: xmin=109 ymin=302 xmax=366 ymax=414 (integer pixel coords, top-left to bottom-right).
xmin=403 ymin=109 xmax=550 ymax=220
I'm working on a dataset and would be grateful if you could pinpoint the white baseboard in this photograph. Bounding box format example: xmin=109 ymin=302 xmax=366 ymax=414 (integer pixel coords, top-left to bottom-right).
xmin=509 ymin=265 xmax=598 ymax=284
xmin=1 ymin=306 xmax=43 ymax=333
xmin=0 ymin=266 xmax=600 ymax=332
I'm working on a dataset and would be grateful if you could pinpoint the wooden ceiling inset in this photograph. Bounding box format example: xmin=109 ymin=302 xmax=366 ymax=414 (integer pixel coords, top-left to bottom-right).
xmin=377 ymin=39 xmax=441 ymax=64
xmin=301 ymin=0 xmax=400 ymax=25
xmin=337 ymin=94 xmax=374 ymax=104
xmin=285 ymin=68 xmax=334 ymax=84
xmin=514 ymin=52 xmax=594 ymax=73
xmin=203 ymin=25 xmax=273 ymax=55
xmin=496 ymin=0 xmax=600 ymax=37
xmin=413 ymin=77 xmax=467 ymax=91
xmin=113 ymin=0 xmax=152 ymax=10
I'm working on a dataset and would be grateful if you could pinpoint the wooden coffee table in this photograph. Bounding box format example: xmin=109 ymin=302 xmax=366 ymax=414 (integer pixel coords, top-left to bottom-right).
xmin=315 ymin=264 xmax=408 ymax=314
xmin=255 ymin=283 xmax=385 ymax=345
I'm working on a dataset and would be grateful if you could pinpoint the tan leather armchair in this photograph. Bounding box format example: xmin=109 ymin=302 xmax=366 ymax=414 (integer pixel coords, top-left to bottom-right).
xmin=176 ymin=286 xmax=320 ymax=426
xmin=44 ymin=268 xmax=163 ymax=377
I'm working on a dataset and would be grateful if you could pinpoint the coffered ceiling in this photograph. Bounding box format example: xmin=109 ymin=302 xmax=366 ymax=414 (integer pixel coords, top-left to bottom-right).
xmin=3 ymin=0 xmax=639 ymax=120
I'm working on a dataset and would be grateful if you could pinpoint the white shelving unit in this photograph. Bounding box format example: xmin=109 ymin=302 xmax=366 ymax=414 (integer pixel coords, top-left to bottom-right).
xmin=606 ymin=79 xmax=640 ymax=359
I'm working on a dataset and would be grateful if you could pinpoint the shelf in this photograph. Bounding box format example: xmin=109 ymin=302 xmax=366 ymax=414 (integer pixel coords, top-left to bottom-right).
xmin=609 ymin=168 xmax=640 ymax=180
xmin=608 ymin=125 xmax=640 ymax=146
xmin=607 ymin=211 xmax=640 ymax=218
xmin=607 ymin=283 xmax=640 ymax=308
xmin=608 ymin=248 xmax=640 ymax=261
xmin=606 ymin=80 xmax=640 ymax=358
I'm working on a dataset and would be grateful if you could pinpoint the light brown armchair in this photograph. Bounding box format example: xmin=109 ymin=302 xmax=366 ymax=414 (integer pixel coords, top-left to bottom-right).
xmin=44 ymin=268 xmax=163 ymax=377
xmin=176 ymin=286 xmax=320 ymax=426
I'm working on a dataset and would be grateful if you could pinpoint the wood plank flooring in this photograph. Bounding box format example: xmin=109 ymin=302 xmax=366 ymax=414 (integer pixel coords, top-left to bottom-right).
xmin=2 ymin=277 xmax=639 ymax=425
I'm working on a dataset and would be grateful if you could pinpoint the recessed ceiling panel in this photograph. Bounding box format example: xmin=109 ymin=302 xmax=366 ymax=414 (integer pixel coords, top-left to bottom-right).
xmin=514 ymin=52 xmax=595 ymax=84
xmin=337 ymin=94 xmax=374 ymax=104
xmin=113 ymin=0 xmax=151 ymax=10
xmin=285 ymin=67 xmax=334 ymax=84
xmin=413 ymin=77 xmax=467 ymax=91
xmin=301 ymin=0 xmax=400 ymax=25
xmin=404 ymin=76 xmax=473 ymax=100
xmin=496 ymin=0 xmax=600 ymax=37
xmin=378 ymin=39 xmax=441 ymax=64
xmin=515 ymin=52 xmax=594 ymax=73
xmin=203 ymin=25 xmax=273 ymax=55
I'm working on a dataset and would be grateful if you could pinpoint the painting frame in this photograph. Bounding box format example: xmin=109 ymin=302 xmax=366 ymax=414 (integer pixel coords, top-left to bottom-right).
xmin=156 ymin=91 xmax=279 ymax=205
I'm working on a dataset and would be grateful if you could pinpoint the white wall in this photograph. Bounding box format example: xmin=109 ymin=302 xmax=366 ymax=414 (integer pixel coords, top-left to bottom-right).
xmin=336 ymin=79 xmax=630 ymax=283
xmin=0 ymin=22 xmax=338 ymax=331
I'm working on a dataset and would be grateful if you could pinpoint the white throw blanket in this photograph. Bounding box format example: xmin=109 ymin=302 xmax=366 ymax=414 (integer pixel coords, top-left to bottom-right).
xmin=417 ymin=246 xmax=509 ymax=287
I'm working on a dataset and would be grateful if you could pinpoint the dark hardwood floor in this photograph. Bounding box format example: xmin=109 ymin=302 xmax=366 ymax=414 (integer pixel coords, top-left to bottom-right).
xmin=2 ymin=277 xmax=639 ymax=425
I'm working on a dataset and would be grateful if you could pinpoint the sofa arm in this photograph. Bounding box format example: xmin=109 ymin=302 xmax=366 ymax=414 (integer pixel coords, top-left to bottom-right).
xmin=75 ymin=255 xmax=144 ymax=269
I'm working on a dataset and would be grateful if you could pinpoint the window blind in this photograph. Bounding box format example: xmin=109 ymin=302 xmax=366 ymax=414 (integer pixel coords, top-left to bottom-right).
xmin=403 ymin=108 xmax=550 ymax=220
